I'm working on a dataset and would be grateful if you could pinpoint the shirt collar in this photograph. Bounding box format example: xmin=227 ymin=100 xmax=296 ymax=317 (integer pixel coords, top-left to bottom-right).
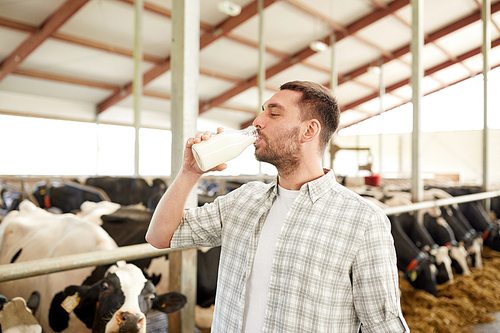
xmin=304 ymin=169 xmax=337 ymax=203
xmin=269 ymin=169 xmax=337 ymax=203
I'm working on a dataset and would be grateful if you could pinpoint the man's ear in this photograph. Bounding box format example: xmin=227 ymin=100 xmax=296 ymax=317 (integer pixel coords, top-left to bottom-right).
xmin=301 ymin=119 xmax=321 ymax=143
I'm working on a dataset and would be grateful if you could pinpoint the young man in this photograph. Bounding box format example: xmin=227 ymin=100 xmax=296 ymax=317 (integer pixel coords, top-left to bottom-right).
xmin=146 ymin=81 xmax=409 ymax=332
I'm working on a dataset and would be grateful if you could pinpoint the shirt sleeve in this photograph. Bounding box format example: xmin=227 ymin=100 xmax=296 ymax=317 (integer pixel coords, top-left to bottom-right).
xmin=170 ymin=198 xmax=224 ymax=249
xmin=352 ymin=208 xmax=410 ymax=333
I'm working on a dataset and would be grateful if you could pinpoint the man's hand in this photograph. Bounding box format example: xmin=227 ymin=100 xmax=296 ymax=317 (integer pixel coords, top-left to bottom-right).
xmin=183 ymin=127 xmax=228 ymax=175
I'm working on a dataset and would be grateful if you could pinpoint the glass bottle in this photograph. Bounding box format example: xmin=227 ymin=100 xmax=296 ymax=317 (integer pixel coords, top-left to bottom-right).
xmin=191 ymin=126 xmax=258 ymax=171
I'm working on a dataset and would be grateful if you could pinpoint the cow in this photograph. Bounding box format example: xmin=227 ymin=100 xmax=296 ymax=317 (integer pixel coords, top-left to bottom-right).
xmin=459 ymin=200 xmax=500 ymax=252
xmin=84 ymin=177 xmax=167 ymax=210
xmin=430 ymin=186 xmax=500 ymax=251
xmin=381 ymin=190 xmax=471 ymax=277
xmin=424 ymin=188 xmax=483 ymax=269
xmin=32 ymin=180 xmax=105 ymax=213
xmin=49 ymin=261 xmax=186 ymax=333
xmin=363 ymin=197 xmax=438 ymax=296
xmin=0 ymin=201 xmax=186 ymax=333
xmin=0 ymin=293 xmax=42 ymax=333
xmin=382 ymin=193 xmax=454 ymax=284
xmin=76 ymin=201 xmax=220 ymax=329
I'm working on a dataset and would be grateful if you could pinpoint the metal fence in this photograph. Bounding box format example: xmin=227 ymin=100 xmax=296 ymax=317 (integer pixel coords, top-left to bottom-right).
xmin=0 ymin=189 xmax=499 ymax=283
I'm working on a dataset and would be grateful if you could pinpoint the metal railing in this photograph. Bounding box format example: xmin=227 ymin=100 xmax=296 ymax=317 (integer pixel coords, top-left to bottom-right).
xmin=0 ymin=190 xmax=499 ymax=283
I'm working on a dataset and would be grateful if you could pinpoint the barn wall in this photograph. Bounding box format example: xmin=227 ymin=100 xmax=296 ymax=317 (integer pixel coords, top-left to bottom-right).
xmin=332 ymin=129 xmax=500 ymax=185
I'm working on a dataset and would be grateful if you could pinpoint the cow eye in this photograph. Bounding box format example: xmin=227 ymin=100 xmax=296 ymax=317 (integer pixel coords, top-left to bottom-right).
xmin=101 ymin=281 xmax=109 ymax=290
xmin=148 ymin=294 xmax=155 ymax=301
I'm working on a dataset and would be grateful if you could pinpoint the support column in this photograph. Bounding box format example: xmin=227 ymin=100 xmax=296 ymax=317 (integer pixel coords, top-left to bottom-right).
xmin=482 ymin=0 xmax=491 ymax=211
xmin=411 ymin=0 xmax=423 ymax=204
xmin=327 ymin=32 xmax=337 ymax=169
xmin=257 ymin=0 xmax=265 ymax=115
xmin=257 ymin=0 xmax=264 ymax=175
xmin=169 ymin=0 xmax=199 ymax=331
xmin=132 ymin=0 xmax=143 ymax=177
xmin=378 ymin=58 xmax=385 ymax=177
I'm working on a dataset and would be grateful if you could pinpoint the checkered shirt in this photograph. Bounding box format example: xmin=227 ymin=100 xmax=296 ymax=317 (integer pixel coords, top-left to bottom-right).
xmin=171 ymin=170 xmax=408 ymax=332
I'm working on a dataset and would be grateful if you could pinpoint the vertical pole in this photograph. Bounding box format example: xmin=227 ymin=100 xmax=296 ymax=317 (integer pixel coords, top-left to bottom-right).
xmin=482 ymin=0 xmax=491 ymax=211
xmin=257 ymin=0 xmax=264 ymax=175
xmin=411 ymin=0 xmax=423 ymax=204
xmin=378 ymin=58 xmax=385 ymax=177
xmin=132 ymin=0 xmax=143 ymax=178
xmin=257 ymin=0 xmax=265 ymax=115
xmin=330 ymin=33 xmax=337 ymax=96
xmin=328 ymin=32 xmax=337 ymax=169
xmin=170 ymin=0 xmax=199 ymax=331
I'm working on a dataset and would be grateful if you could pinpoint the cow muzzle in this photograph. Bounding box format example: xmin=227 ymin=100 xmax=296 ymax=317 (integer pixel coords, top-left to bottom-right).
xmin=114 ymin=310 xmax=145 ymax=333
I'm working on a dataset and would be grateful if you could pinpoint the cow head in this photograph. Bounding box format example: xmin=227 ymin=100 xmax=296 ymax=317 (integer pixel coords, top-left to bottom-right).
xmin=404 ymin=252 xmax=438 ymax=297
xmin=0 ymin=295 xmax=42 ymax=333
xmin=49 ymin=262 xmax=187 ymax=333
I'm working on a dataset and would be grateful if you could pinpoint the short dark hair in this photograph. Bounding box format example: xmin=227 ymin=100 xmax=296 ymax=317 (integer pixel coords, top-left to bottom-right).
xmin=280 ymin=80 xmax=340 ymax=152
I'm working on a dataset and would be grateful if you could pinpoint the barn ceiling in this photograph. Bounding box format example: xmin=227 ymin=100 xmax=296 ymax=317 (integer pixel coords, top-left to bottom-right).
xmin=0 ymin=0 xmax=499 ymax=131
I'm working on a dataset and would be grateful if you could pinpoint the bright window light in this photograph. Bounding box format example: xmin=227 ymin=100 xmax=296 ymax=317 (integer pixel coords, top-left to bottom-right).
xmin=339 ymin=66 xmax=500 ymax=136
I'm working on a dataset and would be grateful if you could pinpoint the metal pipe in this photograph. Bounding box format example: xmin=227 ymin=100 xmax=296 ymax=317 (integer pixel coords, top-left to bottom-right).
xmin=384 ymin=189 xmax=500 ymax=216
xmin=0 ymin=190 xmax=498 ymax=283
xmin=482 ymin=0 xmax=491 ymax=211
xmin=0 ymin=243 xmax=180 ymax=282
xmin=378 ymin=58 xmax=384 ymax=176
xmin=257 ymin=0 xmax=265 ymax=115
xmin=411 ymin=0 xmax=423 ymax=204
xmin=132 ymin=0 xmax=143 ymax=178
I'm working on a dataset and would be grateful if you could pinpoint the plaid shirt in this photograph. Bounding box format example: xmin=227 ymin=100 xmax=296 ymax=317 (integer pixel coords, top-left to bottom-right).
xmin=171 ymin=170 xmax=408 ymax=332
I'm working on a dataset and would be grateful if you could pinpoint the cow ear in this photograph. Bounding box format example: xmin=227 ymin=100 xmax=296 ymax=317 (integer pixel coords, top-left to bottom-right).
xmin=49 ymin=284 xmax=98 ymax=331
xmin=26 ymin=291 xmax=41 ymax=315
xmin=73 ymin=283 xmax=101 ymax=329
xmin=152 ymin=292 xmax=187 ymax=314
xmin=49 ymin=286 xmax=81 ymax=332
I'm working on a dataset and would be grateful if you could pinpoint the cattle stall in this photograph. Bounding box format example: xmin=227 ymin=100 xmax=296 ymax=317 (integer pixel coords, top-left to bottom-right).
xmin=0 ymin=188 xmax=499 ymax=333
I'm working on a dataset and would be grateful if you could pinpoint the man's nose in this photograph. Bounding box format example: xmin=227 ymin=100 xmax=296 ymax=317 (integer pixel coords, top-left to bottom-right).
xmin=253 ymin=113 xmax=263 ymax=129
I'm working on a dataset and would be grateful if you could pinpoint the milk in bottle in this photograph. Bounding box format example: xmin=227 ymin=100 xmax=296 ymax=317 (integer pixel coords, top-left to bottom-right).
xmin=191 ymin=126 xmax=258 ymax=171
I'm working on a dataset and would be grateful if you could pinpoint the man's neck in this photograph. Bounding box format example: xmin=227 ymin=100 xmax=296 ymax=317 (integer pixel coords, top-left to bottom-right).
xmin=277 ymin=164 xmax=326 ymax=191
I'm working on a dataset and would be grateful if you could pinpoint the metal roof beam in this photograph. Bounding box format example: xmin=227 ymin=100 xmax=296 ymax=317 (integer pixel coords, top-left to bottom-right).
xmin=0 ymin=0 xmax=89 ymax=83
xmin=340 ymin=37 xmax=500 ymax=112
xmin=96 ymin=0 xmax=278 ymax=114
xmin=338 ymin=1 xmax=500 ymax=85
xmin=202 ymin=0 xmax=410 ymax=114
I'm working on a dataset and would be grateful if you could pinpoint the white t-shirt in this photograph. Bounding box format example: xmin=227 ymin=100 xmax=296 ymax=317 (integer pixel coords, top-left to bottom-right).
xmin=242 ymin=185 xmax=300 ymax=332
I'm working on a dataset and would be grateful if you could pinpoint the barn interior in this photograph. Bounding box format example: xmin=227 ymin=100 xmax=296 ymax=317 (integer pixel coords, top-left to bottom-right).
xmin=1 ymin=0 xmax=500 ymax=332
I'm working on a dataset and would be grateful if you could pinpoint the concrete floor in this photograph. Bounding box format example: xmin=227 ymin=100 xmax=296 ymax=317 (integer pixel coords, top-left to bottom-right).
xmin=471 ymin=312 xmax=500 ymax=333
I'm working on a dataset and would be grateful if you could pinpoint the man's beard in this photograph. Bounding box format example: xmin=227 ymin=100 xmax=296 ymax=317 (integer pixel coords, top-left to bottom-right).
xmin=255 ymin=126 xmax=301 ymax=174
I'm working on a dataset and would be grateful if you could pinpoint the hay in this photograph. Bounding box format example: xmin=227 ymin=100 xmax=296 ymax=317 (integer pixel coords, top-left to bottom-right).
xmin=400 ymin=247 xmax=500 ymax=333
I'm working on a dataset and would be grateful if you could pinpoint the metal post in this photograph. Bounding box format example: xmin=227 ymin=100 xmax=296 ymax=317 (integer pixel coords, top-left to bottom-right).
xmin=378 ymin=58 xmax=385 ymax=177
xmin=327 ymin=32 xmax=337 ymax=169
xmin=170 ymin=0 xmax=199 ymax=331
xmin=330 ymin=33 xmax=337 ymax=96
xmin=482 ymin=0 xmax=491 ymax=212
xmin=257 ymin=0 xmax=265 ymax=115
xmin=132 ymin=0 xmax=143 ymax=178
xmin=257 ymin=0 xmax=264 ymax=175
xmin=411 ymin=0 xmax=423 ymax=204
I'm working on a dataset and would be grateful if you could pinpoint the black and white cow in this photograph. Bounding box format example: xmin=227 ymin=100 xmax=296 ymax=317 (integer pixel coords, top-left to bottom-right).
xmin=0 ymin=294 xmax=42 ymax=333
xmin=363 ymin=197 xmax=438 ymax=296
xmin=382 ymin=193 xmax=454 ymax=285
xmin=84 ymin=177 xmax=167 ymax=210
xmin=0 ymin=201 xmax=186 ymax=333
xmin=76 ymin=201 xmax=220 ymax=330
xmin=32 ymin=180 xmax=105 ymax=213
xmin=49 ymin=261 xmax=186 ymax=333
xmin=424 ymin=188 xmax=483 ymax=269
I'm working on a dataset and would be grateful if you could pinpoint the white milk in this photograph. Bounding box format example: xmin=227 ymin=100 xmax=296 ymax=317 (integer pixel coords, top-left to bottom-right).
xmin=192 ymin=133 xmax=257 ymax=171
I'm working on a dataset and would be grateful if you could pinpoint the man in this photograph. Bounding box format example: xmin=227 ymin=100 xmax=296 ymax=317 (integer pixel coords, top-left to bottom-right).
xmin=146 ymin=81 xmax=409 ymax=332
